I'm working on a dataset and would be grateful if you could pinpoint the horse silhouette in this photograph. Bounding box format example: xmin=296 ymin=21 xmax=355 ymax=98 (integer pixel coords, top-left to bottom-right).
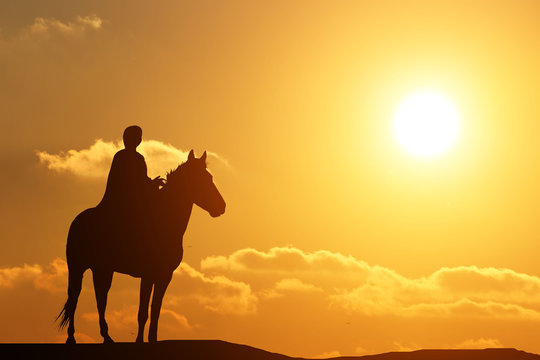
xmin=57 ymin=150 xmax=226 ymax=344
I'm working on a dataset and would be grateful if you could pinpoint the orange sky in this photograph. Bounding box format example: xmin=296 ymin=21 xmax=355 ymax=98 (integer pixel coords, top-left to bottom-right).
xmin=3 ymin=0 xmax=540 ymax=356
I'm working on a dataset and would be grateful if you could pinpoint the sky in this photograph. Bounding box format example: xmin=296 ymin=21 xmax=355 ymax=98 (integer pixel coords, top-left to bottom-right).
xmin=2 ymin=0 xmax=540 ymax=356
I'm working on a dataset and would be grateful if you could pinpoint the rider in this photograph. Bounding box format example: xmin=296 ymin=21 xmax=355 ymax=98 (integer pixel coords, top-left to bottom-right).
xmin=98 ymin=126 xmax=164 ymax=231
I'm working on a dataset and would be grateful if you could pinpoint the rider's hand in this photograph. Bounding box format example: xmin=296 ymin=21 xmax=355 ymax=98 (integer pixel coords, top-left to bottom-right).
xmin=152 ymin=176 xmax=165 ymax=187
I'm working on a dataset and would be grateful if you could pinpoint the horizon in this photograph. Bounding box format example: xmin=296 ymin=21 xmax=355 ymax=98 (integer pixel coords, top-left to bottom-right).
xmin=2 ymin=0 xmax=540 ymax=357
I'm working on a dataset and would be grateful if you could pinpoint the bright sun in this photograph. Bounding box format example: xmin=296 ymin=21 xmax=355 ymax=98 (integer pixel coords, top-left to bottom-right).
xmin=393 ymin=91 xmax=460 ymax=157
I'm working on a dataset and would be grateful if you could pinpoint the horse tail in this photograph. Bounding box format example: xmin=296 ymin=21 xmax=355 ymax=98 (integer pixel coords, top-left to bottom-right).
xmin=56 ymin=209 xmax=90 ymax=331
xmin=56 ymin=263 xmax=85 ymax=331
xmin=56 ymin=300 xmax=71 ymax=329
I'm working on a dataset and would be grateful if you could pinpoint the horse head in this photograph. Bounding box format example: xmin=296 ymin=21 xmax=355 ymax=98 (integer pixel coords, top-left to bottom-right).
xmin=166 ymin=149 xmax=226 ymax=217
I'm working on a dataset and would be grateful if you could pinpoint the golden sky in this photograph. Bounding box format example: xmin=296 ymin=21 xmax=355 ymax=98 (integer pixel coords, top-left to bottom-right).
xmin=3 ymin=0 xmax=540 ymax=356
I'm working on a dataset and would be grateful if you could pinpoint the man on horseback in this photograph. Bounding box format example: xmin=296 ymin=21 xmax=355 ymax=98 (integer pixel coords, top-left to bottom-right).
xmin=60 ymin=146 xmax=225 ymax=344
xmin=98 ymin=126 xmax=164 ymax=250
xmin=99 ymin=126 xmax=163 ymax=211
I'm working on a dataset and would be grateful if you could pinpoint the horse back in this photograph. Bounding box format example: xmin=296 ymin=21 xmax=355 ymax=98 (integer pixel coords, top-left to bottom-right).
xmin=66 ymin=208 xmax=100 ymax=265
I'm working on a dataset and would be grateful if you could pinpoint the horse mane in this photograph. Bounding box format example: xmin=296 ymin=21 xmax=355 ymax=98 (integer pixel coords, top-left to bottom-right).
xmin=162 ymin=163 xmax=185 ymax=190
xmin=162 ymin=158 xmax=207 ymax=190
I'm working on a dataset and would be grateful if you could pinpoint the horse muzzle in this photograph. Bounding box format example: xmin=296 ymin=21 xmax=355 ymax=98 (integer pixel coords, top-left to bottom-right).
xmin=210 ymin=202 xmax=226 ymax=217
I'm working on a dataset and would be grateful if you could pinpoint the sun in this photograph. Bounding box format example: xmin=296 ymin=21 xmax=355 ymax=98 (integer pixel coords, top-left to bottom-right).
xmin=393 ymin=91 xmax=460 ymax=157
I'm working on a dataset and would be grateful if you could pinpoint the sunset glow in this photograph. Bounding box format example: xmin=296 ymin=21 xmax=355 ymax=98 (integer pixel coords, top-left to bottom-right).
xmin=3 ymin=1 xmax=540 ymax=358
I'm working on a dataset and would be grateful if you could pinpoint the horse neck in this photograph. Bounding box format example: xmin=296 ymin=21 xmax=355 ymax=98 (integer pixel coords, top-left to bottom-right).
xmin=159 ymin=185 xmax=194 ymax=239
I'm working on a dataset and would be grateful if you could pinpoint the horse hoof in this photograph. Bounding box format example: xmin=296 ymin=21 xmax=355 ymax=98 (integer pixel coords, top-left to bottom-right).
xmin=103 ymin=335 xmax=115 ymax=344
xmin=66 ymin=337 xmax=76 ymax=345
xmin=135 ymin=336 xmax=144 ymax=344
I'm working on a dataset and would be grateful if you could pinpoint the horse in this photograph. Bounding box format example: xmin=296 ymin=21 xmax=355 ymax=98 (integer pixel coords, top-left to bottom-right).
xmin=57 ymin=150 xmax=226 ymax=344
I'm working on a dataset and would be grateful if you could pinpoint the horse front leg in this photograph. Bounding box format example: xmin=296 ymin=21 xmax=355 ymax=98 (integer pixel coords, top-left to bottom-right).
xmin=148 ymin=273 xmax=172 ymax=343
xmin=92 ymin=268 xmax=114 ymax=344
xmin=136 ymin=277 xmax=153 ymax=343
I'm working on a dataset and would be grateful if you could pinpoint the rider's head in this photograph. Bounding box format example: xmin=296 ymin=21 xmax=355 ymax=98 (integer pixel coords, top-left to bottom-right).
xmin=123 ymin=125 xmax=142 ymax=150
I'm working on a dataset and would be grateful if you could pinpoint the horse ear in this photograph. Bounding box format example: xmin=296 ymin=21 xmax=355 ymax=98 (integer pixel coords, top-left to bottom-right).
xmin=200 ymin=151 xmax=207 ymax=162
xmin=188 ymin=149 xmax=195 ymax=161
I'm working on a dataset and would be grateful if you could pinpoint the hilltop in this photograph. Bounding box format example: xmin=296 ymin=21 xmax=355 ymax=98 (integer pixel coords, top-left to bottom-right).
xmin=0 ymin=340 xmax=538 ymax=360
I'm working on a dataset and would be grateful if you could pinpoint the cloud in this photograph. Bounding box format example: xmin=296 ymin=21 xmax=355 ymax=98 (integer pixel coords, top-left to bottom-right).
xmin=0 ymin=14 xmax=102 ymax=48
xmin=201 ymin=246 xmax=388 ymax=290
xmin=160 ymin=309 xmax=192 ymax=330
xmin=354 ymin=346 xmax=369 ymax=355
xmin=27 ymin=15 xmax=102 ymax=37
xmin=274 ymin=278 xmax=322 ymax=293
xmin=0 ymin=264 xmax=42 ymax=288
xmin=392 ymin=342 xmax=419 ymax=352
xmin=82 ymin=305 xmax=192 ymax=332
xmin=82 ymin=308 xmax=136 ymax=332
xmin=170 ymin=263 xmax=257 ymax=315
xmin=0 ymin=257 xmax=254 ymax=318
xmin=452 ymin=337 xmax=504 ymax=349
xmin=37 ymin=139 xmax=227 ymax=179
xmin=333 ymin=294 xmax=540 ymax=320
xmin=33 ymin=258 xmax=68 ymax=293
xmin=431 ymin=265 xmax=540 ymax=304
xmin=0 ymin=258 xmax=66 ymax=292
xmin=10 ymin=250 xmax=538 ymax=322
xmin=261 ymin=277 xmax=322 ymax=300
xmin=313 ymin=350 xmax=341 ymax=359
xmin=201 ymin=246 xmax=540 ymax=320
xmin=37 ymin=139 xmax=118 ymax=178
xmin=0 ymin=249 xmax=534 ymax=353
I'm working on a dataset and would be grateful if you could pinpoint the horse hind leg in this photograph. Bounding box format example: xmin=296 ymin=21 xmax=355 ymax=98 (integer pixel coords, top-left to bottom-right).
xmin=148 ymin=273 xmax=172 ymax=343
xmin=136 ymin=277 xmax=153 ymax=343
xmin=58 ymin=266 xmax=85 ymax=344
xmin=92 ymin=269 xmax=114 ymax=344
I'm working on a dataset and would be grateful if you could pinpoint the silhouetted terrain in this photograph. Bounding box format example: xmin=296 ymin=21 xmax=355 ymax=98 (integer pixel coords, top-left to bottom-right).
xmin=339 ymin=348 xmax=540 ymax=360
xmin=0 ymin=340 xmax=538 ymax=360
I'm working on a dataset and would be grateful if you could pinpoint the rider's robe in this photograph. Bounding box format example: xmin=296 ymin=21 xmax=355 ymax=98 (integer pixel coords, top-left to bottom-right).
xmin=96 ymin=149 xmax=159 ymax=268
xmin=99 ymin=149 xmax=152 ymax=210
